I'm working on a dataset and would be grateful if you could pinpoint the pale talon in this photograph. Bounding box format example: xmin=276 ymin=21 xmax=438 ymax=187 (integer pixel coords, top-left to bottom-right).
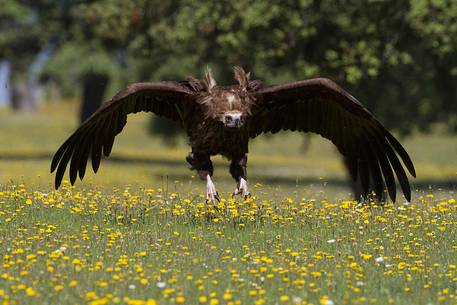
xmin=205 ymin=175 xmax=220 ymax=204
xmin=233 ymin=177 xmax=250 ymax=199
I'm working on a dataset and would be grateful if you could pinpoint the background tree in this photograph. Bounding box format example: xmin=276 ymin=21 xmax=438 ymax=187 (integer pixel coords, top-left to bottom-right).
xmin=0 ymin=0 xmax=59 ymax=110
xmin=4 ymin=0 xmax=456 ymax=198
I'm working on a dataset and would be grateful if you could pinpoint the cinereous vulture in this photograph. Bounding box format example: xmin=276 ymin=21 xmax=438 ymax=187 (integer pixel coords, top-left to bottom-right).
xmin=51 ymin=67 xmax=416 ymax=203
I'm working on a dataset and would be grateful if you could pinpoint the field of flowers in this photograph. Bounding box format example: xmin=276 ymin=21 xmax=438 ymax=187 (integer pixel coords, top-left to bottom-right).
xmin=0 ymin=181 xmax=456 ymax=305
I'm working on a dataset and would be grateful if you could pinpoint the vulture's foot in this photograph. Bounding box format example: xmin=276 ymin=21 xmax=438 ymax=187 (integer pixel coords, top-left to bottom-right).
xmin=205 ymin=175 xmax=220 ymax=206
xmin=233 ymin=177 xmax=250 ymax=199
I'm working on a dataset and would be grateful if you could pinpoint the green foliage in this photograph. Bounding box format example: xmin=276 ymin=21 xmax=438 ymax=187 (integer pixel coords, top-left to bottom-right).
xmin=43 ymin=42 xmax=120 ymax=96
xmin=0 ymin=0 xmax=63 ymax=68
xmin=409 ymin=0 xmax=457 ymax=55
xmin=3 ymin=0 xmax=457 ymax=132
xmin=77 ymin=1 xmax=144 ymax=47
xmin=0 ymin=1 xmax=39 ymax=69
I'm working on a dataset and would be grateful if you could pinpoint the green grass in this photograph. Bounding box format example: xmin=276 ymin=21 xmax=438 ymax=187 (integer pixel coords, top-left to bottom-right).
xmin=0 ymin=101 xmax=456 ymax=305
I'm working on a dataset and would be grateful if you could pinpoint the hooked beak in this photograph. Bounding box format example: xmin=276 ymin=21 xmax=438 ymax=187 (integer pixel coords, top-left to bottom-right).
xmin=223 ymin=112 xmax=244 ymax=128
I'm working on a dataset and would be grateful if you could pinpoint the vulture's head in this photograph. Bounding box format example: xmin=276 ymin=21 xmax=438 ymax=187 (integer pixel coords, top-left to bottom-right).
xmin=195 ymin=67 xmax=261 ymax=128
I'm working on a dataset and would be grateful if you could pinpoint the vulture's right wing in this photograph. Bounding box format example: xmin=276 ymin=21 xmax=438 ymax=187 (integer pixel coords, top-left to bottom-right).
xmin=51 ymin=82 xmax=197 ymax=188
xmin=249 ymin=78 xmax=416 ymax=202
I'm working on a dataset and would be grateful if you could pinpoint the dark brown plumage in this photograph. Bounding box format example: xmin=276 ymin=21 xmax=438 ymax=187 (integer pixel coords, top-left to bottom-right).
xmin=51 ymin=67 xmax=416 ymax=202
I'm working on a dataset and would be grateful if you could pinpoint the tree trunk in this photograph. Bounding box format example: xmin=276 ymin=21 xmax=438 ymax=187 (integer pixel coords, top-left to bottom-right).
xmin=0 ymin=59 xmax=11 ymax=107
xmin=80 ymin=73 xmax=109 ymax=123
xmin=11 ymin=78 xmax=37 ymax=111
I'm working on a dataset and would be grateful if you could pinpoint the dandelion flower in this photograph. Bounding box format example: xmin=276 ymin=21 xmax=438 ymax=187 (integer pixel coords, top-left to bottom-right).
xmin=280 ymin=295 xmax=290 ymax=302
xmin=25 ymin=287 xmax=36 ymax=297
xmin=320 ymin=295 xmax=334 ymax=305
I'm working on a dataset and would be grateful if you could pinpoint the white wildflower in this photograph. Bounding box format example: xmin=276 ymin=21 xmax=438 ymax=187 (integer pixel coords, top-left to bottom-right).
xmin=54 ymin=246 xmax=67 ymax=253
xmin=156 ymin=282 xmax=166 ymax=288
xmin=324 ymin=299 xmax=334 ymax=305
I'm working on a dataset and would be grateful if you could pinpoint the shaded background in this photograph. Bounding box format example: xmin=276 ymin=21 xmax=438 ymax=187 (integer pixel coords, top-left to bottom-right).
xmin=0 ymin=0 xmax=456 ymax=198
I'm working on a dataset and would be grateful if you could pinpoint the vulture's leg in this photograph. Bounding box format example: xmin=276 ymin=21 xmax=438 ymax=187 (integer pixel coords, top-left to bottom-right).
xmin=230 ymin=154 xmax=250 ymax=199
xmin=186 ymin=152 xmax=220 ymax=204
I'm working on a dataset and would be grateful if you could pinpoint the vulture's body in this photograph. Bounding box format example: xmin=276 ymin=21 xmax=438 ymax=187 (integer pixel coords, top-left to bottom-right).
xmin=51 ymin=67 xmax=416 ymax=202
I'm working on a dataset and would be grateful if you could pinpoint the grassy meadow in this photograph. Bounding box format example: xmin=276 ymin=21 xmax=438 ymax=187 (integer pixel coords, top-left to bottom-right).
xmin=0 ymin=101 xmax=456 ymax=305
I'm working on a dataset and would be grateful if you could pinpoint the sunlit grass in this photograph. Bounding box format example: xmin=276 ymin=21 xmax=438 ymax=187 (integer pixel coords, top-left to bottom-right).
xmin=0 ymin=101 xmax=456 ymax=187
xmin=0 ymin=182 xmax=456 ymax=305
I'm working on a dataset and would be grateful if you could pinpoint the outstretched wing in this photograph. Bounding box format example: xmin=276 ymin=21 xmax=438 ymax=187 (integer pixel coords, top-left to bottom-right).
xmin=51 ymin=82 xmax=196 ymax=189
xmin=249 ymin=78 xmax=416 ymax=202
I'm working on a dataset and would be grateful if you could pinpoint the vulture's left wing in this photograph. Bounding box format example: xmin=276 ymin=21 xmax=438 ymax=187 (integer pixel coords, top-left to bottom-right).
xmin=249 ymin=78 xmax=416 ymax=202
xmin=51 ymin=82 xmax=196 ymax=189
